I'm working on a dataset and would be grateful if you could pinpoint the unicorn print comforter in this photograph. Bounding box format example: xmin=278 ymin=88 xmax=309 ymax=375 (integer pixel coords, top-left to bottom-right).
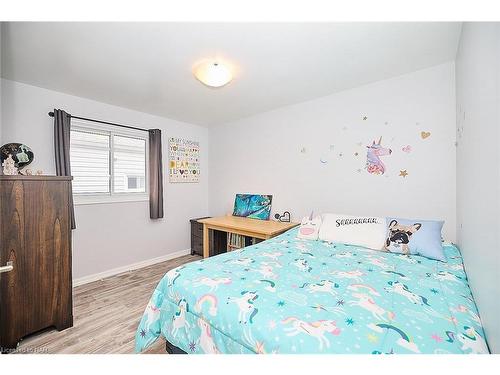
xmin=135 ymin=228 xmax=488 ymax=354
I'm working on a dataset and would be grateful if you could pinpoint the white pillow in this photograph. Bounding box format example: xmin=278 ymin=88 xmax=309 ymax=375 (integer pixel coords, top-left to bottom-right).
xmin=318 ymin=213 xmax=386 ymax=250
xmin=297 ymin=215 xmax=322 ymax=240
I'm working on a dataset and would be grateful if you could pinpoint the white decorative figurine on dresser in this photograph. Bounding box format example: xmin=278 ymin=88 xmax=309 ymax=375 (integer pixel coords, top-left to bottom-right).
xmin=1 ymin=154 xmax=19 ymax=175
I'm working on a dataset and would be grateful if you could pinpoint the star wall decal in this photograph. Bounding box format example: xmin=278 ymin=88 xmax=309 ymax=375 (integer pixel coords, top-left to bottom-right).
xmin=399 ymin=169 xmax=409 ymax=178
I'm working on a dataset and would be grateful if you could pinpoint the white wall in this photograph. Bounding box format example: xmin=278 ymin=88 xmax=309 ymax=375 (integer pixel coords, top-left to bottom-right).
xmin=455 ymin=23 xmax=500 ymax=353
xmin=1 ymin=79 xmax=209 ymax=279
xmin=209 ymin=63 xmax=457 ymax=241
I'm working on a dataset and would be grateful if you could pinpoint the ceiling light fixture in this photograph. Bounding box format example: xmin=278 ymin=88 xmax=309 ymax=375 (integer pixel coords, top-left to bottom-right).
xmin=193 ymin=61 xmax=232 ymax=88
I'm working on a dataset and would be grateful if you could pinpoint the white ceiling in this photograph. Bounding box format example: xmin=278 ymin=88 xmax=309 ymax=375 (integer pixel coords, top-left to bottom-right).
xmin=1 ymin=22 xmax=461 ymax=127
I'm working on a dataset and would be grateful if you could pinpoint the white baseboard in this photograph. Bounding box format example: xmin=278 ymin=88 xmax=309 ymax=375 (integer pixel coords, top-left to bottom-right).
xmin=72 ymin=249 xmax=192 ymax=287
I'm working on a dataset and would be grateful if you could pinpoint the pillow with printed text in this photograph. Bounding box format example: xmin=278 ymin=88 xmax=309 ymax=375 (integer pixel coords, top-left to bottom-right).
xmin=318 ymin=213 xmax=386 ymax=250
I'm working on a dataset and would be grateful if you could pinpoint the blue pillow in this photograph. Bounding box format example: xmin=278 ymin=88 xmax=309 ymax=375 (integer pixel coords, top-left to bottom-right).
xmin=384 ymin=217 xmax=446 ymax=261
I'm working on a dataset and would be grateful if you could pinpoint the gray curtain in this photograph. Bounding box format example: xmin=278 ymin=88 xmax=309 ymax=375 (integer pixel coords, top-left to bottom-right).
xmin=149 ymin=129 xmax=164 ymax=219
xmin=53 ymin=109 xmax=76 ymax=229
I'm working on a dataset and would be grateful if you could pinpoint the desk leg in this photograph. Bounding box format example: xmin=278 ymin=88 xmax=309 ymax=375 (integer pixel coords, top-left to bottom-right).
xmin=203 ymin=224 xmax=209 ymax=258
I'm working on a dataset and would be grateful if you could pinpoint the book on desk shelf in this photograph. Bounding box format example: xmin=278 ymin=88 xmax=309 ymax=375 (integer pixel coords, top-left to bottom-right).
xmin=227 ymin=233 xmax=261 ymax=252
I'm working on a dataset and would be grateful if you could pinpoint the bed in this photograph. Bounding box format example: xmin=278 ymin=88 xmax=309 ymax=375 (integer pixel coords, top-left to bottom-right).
xmin=135 ymin=227 xmax=489 ymax=354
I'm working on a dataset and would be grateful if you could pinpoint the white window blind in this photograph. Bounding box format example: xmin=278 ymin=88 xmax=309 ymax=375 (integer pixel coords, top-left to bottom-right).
xmin=112 ymin=135 xmax=146 ymax=193
xmin=69 ymin=121 xmax=148 ymax=204
xmin=70 ymin=129 xmax=110 ymax=194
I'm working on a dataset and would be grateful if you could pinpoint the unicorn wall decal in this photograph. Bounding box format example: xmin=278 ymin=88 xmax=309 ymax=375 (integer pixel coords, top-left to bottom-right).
xmin=366 ymin=136 xmax=392 ymax=175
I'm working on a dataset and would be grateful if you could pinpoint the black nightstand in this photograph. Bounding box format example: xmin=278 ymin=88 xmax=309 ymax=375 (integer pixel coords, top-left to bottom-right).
xmin=190 ymin=217 xmax=227 ymax=256
xmin=190 ymin=217 xmax=210 ymax=256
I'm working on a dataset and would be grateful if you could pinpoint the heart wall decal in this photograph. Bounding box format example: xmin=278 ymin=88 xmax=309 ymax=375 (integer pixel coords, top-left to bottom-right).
xmin=274 ymin=211 xmax=291 ymax=222
xmin=421 ymin=131 xmax=431 ymax=139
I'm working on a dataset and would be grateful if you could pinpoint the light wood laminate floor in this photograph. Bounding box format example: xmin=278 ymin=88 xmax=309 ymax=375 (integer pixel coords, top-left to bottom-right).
xmin=15 ymin=254 xmax=201 ymax=354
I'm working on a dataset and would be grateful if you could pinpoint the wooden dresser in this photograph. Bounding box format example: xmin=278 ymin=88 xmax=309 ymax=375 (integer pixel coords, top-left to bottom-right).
xmin=0 ymin=175 xmax=73 ymax=351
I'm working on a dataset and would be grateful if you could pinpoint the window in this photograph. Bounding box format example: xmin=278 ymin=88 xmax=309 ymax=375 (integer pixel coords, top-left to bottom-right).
xmin=70 ymin=120 xmax=148 ymax=204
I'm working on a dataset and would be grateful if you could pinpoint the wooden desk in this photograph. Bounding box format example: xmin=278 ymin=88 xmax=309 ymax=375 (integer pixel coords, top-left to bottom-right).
xmin=198 ymin=216 xmax=299 ymax=258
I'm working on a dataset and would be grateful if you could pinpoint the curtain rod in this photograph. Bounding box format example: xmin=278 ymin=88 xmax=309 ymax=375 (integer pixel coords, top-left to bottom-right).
xmin=48 ymin=111 xmax=149 ymax=133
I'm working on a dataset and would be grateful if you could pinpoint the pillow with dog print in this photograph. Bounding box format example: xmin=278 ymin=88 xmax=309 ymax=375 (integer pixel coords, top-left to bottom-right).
xmin=384 ymin=217 xmax=446 ymax=261
xmin=318 ymin=213 xmax=386 ymax=250
xmin=297 ymin=214 xmax=322 ymax=240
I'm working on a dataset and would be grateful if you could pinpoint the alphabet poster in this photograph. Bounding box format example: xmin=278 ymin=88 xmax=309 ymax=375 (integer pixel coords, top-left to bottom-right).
xmin=168 ymin=137 xmax=200 ymax=183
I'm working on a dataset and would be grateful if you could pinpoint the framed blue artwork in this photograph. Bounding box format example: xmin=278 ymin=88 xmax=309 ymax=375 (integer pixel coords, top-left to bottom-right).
xmin=232 ymin=194 xmax=273 ymax=220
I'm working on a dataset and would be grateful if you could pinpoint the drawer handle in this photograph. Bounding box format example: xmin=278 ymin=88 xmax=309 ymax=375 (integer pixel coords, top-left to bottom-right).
xmin=0 ymin=261 xmax=13 ymax=274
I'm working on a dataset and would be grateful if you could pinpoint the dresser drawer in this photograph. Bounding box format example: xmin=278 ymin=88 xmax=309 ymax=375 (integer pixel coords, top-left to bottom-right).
xmin=190 ymin=217 xmax=210 ymax=256
xmin=191 ymin=223 xmax=203 ymax=238
xmin=191 ymin=235 xmax=204 ymax=256
xmin=191 ymin=235 xmax=203 ymax=248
